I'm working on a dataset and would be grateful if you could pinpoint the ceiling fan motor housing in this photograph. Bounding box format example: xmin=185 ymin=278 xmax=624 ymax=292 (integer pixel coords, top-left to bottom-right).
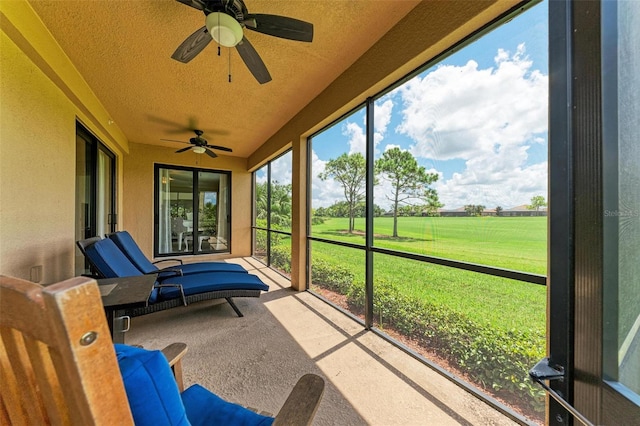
xmin=203 ymin=0 xmax=247 ymax=21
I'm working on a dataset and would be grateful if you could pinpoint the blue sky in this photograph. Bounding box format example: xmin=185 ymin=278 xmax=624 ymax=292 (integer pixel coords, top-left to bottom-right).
xmin=270 ymin=1 xmax=549 ymax=211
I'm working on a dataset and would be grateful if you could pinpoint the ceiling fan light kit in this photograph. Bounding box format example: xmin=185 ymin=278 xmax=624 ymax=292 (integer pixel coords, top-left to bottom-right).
xmin=172 ymin=0 xmax=314 ymax=84
xmin=161 ymin=129 xmax=232 ymax=158
xmin=206 ymin=12 xmax=243 ymax=47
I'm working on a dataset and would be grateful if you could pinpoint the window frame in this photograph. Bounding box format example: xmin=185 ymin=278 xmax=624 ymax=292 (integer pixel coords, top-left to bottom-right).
xmin=251 ymin=150 xmax=293 ymax=272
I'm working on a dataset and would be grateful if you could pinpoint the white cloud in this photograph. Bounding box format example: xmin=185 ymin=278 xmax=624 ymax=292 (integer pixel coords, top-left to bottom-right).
xmin=374 ymin=98 xmax=394 ymax=135
xmin=435 ymin=159 xmax=548 ymax=209
xmin=397 ymin=43 xmax=547 ymax=161
xmin=269 ymin=151 xmax=293 ymax=185
xmin=393 ymin=43 xmax=548 ymax=208
xmin=344 ymin=99 xmax=395 ymax=155
xmin=344 ymin=122 xmax=366 ymax=155
xmin=310 ymin=150 xmax=347 ymax=208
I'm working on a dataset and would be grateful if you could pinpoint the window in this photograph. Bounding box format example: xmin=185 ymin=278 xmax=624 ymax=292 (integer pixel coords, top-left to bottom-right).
xmin=75 ymin=122 xmax=116 ymax=275
xmin=154 ymin=165 xmax=231 ymax=256
xmin=309 ymin=106 xmax=367 ymax=317
xmin=307 ymin=2 xmax=548 ymax=423
xmin=252 ymin=151 xmax=292 ymax=276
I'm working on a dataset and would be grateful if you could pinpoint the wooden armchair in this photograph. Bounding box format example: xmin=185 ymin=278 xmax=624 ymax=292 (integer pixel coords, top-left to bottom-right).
xmin=0 ymin=275 xmax=324 ymax=425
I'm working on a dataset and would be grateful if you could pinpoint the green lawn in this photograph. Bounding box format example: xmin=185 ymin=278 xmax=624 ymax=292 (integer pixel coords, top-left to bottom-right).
xmin=311 ymin=216 xmax=547 ymax=275
xmin=271 ymin=215 xmax=547 ymax=336
xmin=310 ymin=240 xmax=546 ymax=335
xmin=306 ymin=216 xmax=547 ymax=333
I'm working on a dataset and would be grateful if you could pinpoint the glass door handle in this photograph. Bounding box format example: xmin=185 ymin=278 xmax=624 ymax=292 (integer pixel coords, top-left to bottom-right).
xmin=529 ymin=358 xmax=594 ymax=426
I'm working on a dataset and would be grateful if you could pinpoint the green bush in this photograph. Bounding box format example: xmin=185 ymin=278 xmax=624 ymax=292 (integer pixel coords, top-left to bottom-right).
xmin=311 ymin=216 xmax=325 ymax=225
xmin=270 ymin=246 xmax=291 ymax=273
xmin=254 ymin=219 xmax=284 ymax=253
xmin=311 ymin=259 xmax=354 ymax=294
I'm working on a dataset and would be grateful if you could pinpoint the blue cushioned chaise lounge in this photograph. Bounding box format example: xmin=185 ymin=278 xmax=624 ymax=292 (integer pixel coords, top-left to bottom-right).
xmin=78 ymin=237 xmax=268 ymax=318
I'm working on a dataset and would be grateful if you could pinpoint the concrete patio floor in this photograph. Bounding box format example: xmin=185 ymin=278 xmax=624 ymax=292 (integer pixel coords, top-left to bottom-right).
xmin=126 ymin=257 xmax=520 ymax=425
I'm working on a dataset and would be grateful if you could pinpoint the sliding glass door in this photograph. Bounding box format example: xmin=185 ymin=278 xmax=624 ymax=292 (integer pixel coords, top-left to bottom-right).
xmin=155 ymin=165 xmax=231 ymax=256
xmin=75 ymin=123 xmax=116 ymax=275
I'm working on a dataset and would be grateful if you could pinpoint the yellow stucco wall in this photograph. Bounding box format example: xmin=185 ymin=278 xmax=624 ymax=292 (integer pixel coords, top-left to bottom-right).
xmin=0 ymin=1 xmax=127 ymax=283
xmin=0 ymin=31 xmax=78 ymax=283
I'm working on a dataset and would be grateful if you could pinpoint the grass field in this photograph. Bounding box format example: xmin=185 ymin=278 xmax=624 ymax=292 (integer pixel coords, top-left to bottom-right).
xmin=307 ymin=216 xmax=547 ymax=334
xmin=311 ymin=216 xmax=548 ymax=275
xmin=309 ymin=240 xmax=546 ymax=335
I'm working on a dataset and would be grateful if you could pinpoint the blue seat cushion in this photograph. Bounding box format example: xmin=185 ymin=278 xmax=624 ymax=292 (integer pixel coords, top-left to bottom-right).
xmin=151 ymin=272 xmax=269 ymax=303
xmin=115 ymin=345 xmax=274 ymax=426
xmin=115 ymin=344 xmax=190 ymax=426
xmin=85 ymin=238 xmax=143 ymax=278
xmin=173 ymin=262 xmax=248 ymax=275
xmin=181 ymin=384 xmax=274 ymax=426
xmin=108 ymin=231 xmax=248 ymax=275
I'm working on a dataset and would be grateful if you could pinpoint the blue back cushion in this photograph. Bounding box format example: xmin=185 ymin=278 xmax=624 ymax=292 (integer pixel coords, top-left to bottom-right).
xmin=85 ymin=238 xmax=143 ymax=278
xmin=109 ymin=231 xmax=157 ymax=274
xmin=115 ymin=344 xmax=190 ymax=426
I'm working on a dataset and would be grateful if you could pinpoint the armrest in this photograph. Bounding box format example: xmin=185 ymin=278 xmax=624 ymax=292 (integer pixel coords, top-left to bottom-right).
xmin=154 ymin=268 xmax=184 ymax=278
xmin=153 ymin=258 xmax=184 ymax=266
xmin=154 ymin=283 xmax=187 ymax=306
xmin=273 ymin=374 xmax=325 ymax=426
xmin=161 ymin=342 xmax=188 ymax=392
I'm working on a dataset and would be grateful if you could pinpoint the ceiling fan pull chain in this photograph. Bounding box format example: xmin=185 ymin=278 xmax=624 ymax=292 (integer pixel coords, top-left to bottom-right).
xmin=217 ymin=12 xmax=221 ymax=56
xmin=228 ymin=48 xmax=232 ymax=83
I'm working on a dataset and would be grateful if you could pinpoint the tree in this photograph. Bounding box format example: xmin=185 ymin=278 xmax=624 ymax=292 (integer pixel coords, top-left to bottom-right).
xmin=255 ymin=181 xmax=268 ymax=221
xmin=495 ymin=206 xmax=503 ymax=217
xmin=375 ymin=147 xmax=440 ymax=237
xmin=269 ymin=181 xmax=292 ymax=227
xmin=527 ymin=195 xmax=547 ymax=216
xmin=318 ymin=153 xmax=367 ymax=233
xmin=254 ymin=181 xmax=291 ymax=227
xmin=464 ymin=204 xmax=485 ymax=217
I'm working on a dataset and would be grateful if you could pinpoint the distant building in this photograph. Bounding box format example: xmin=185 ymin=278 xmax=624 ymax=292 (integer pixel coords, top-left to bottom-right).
xmin=501 ymin=204 xmax=548 ymax=217
xmin=437 ymin=207 xmax=467 ymax=217
xmin=437 ymin=205 xmax=547 ymax=217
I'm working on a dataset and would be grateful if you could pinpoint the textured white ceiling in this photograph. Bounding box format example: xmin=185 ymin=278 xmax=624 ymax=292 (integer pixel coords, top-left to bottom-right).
xmin=28 ymin=0 xmax=420 ymax=158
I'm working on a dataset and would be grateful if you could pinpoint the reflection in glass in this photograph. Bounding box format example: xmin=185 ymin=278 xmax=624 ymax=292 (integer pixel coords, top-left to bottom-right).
xmin=197 ymin=171 xmax=229 ymax=253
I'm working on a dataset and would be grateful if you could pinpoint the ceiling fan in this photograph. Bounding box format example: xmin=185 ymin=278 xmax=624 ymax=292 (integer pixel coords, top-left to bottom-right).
xmin=161 ymin=129 xmax=232 ymax=158
xmin=171 ymin=0 xmax=314 ymax=84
